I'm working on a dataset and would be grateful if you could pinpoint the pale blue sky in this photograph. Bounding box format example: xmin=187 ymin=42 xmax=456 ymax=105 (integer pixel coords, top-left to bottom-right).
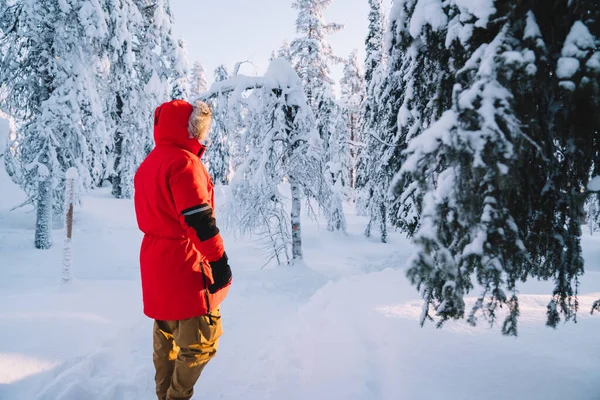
xmin=170 ymin=0 xmax=373 ymax=88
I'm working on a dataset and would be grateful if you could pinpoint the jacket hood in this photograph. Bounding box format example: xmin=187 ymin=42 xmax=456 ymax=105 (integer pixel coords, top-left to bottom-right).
xmin=154 ymin=100 xmax=205 ymax=157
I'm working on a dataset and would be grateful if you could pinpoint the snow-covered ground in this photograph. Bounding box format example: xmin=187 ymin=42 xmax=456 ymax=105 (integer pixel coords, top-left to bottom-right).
xmin=1 ymin=122 xmax=600 ymax=399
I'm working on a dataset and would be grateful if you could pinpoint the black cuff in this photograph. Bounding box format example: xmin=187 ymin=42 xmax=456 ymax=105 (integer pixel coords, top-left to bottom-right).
xmin=210 ymin=253 xmax=229 ymax=270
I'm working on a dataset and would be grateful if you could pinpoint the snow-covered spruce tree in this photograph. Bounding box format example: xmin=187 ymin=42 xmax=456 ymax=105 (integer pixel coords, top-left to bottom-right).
xmin=0 ymin=0 xmax=110 ymax=248
xmin=290 ymin=0 xmax=343 ymax=149
xmin=364 ymin=0 xmax=459 ymax=244
xmin=394 ymin=0 xmax=600 ymax=335
xmin=189 ymin=61 xmax=208 ymax=99
xmin=355 ymin=0 xmax=385 ymax=217
xmin=205 ymin=65 xmax=233 ymax=185
xmin=324 ymin=103 xmax=350 ymax=232
xmin=132 ymin=0 xmax=188 ymax=161
xmin=105 ymin=0 xmax=145 ymax=199
xmin=326 ymin=104 xmax=351 ymax=199
xmin=270 ymin=40 xmax=293 ymax=63
xmin=339 ymin=50 xmax=366 ymax=190
xmin=552 ymin=1 xmax=600 ymax=319
xmin=146 ymin=0 xmax=190 ymax=101
xmin=109 ymin=0 xmax=188 ymax=198
xmin=171 ymin=37 xmax=190 ymax=99
xmin=277 ymin=40 xmax=293 ymax=63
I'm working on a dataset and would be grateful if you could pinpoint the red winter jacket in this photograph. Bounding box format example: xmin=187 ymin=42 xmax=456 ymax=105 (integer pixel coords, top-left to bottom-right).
xmin=134 ymin=100 xmax=230 ymax=321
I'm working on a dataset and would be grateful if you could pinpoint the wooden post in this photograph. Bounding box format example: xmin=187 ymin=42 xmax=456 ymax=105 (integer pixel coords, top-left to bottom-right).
xmin=62 ymin=167 xmax=78 ymax=283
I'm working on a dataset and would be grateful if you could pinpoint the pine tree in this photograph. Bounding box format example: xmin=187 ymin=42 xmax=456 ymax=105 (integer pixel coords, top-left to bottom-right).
xmin=364 ymin=0 xmax=385 ymax=87
xmin=132 ymin=0 xmax=189 ymax=166
xmin=277 ymin=40 xmax=293 ymax=63
xmin=290 ymin=0 xmax=343 ymax=148
xmin=205 ymin=65 xmax=233 ymax=185
xmin=189 ymin=61 xmax=208 ymax=98
xmin=325 ymin=103 xmax=350 ymax=231
xmin=109 ymin=0 xmax=187 ymax=199
xmin=105 ymin=0 xmax=145 ymax=199
xmin=339 ymin=50 xmax=366 ymax=190
xmin=391 ymin=0 xmax=600 ymax=335
xmin=171 ymin=37 xmax=190 ymax=99
xmin=355 ymin=0 xmax=386 ymax=224
xmin=214 ymin=64 xmax=229 ymax=83
xmin=0 ymin=0 xmax=110 ymax=248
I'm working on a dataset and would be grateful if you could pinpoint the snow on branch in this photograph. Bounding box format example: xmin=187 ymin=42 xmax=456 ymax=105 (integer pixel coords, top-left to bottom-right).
xmin=196 ymin=59 xmax=308 ymax=108
xmin=197 ymin=75 xmax=264 ymax=102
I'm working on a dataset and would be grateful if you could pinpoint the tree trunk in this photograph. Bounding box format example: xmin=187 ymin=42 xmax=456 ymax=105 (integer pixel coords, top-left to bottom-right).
xmin=34 ymin=169 xmax=52 ymax=250
xmin=364 ymin=188 xmax=373 ymax=238
xmin=290 ymin=176 xmax=303 ymax=261
xmin=111 ymin=130 xmax=123 ymax=198
xmin=350 ymin=113 xmax=357 ymax=189
xmin=380 ymin=201 xmax=387 ymax=244
xmin=111 ymin=94 xmax=124 ymax=198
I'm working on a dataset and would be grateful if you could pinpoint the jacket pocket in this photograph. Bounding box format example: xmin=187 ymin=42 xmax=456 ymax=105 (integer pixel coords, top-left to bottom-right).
xmin=198 ymin=309 xmax=223 ymax=347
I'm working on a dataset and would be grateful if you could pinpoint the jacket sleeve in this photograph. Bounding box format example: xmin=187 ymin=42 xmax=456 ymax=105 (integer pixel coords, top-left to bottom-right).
xmin=169 ymin=157 xmax=225 ymax=262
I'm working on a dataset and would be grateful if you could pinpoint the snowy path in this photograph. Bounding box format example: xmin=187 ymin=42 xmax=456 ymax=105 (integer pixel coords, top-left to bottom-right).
xmin=2 ymin=170 xmax=600 ymax=398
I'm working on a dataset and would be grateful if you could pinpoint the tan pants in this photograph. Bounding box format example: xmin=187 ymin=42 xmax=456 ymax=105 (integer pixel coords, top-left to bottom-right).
xmin=153 ymin=310 xmax=223 ymax=400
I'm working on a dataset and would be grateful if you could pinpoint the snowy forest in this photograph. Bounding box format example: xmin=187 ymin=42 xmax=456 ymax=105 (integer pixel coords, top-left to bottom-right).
xmin=2 ymin=0 xmax=600 ymax=333
xmin=0 ymin=0 xmax=600 ymax=400
xmin=1 ymin=1 xmax=600 ymax=397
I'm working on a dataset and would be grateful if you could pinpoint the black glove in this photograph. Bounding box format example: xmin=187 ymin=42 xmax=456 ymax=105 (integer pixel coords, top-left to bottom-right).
xmin=208 ymin=253 xmax=232 ymax=294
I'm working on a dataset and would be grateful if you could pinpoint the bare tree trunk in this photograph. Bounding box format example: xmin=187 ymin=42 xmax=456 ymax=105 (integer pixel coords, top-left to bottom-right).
xmin=365 ymin=188 xmax=373 ymax=238
xmin=111 ymin=95 xmax=124 ymax=198
xmin=290 ymin=175 xmax=303 ymax=261
xmin=380 ymin=201 xmax=387 ymax=244
xmin=35 ymin=166 xmax=52 ymax=250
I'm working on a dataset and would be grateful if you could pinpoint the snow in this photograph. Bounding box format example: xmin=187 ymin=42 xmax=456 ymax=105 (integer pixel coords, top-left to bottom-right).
xmin=556 ymin=57 xmax=581 ymax=79
xmin=37 ymin=164 xmax=50 ymax=178
xmin=264 ymin=58 xmax=301 ymax=89
xmin=58 ymin=0 xmax=71 ymax=14
xmin=77 ymin=0 xmax=109 ymax=39
xmin=66 ymin=167 xmax=79 ymax=180
xmin=0 ymin=118 xmax=8 ymax=154
xmin=409 ymin=0 xmax=448 ymax=38
xmin=2 ymin=123 xmax=600 ymax=399
xmin=523 ymin=10 xmax=542 ymax=39
xmin=586 ymin=51 xmax=600 ymax=72
xmin=263 ymin=58 xmax=307 ymax=107
xmin=562 ymin=21 xmax=595 ymax=58
xmin=400 ymin=110 xmax=456 ymax=175
xmin=454 ymin=0 xmax=496 ymax=28
xmin=206 ymin=75 xmax=263 ymax=101
xmin=588 ymin=176 xmax=600 ymax=192
xmin=445 ymin=15 xmax=474 ymax=48
xmin=559 ymin=81 xmax=577 ymax=91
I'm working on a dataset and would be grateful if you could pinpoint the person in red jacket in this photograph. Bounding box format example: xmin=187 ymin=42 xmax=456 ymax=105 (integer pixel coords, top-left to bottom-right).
xmin=134 ymin=99 xmax=232 ymax=400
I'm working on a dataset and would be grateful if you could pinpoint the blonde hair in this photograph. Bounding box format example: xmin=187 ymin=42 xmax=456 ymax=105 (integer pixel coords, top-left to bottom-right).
xmin=188 ymin=101 xmax=213 ymax=142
